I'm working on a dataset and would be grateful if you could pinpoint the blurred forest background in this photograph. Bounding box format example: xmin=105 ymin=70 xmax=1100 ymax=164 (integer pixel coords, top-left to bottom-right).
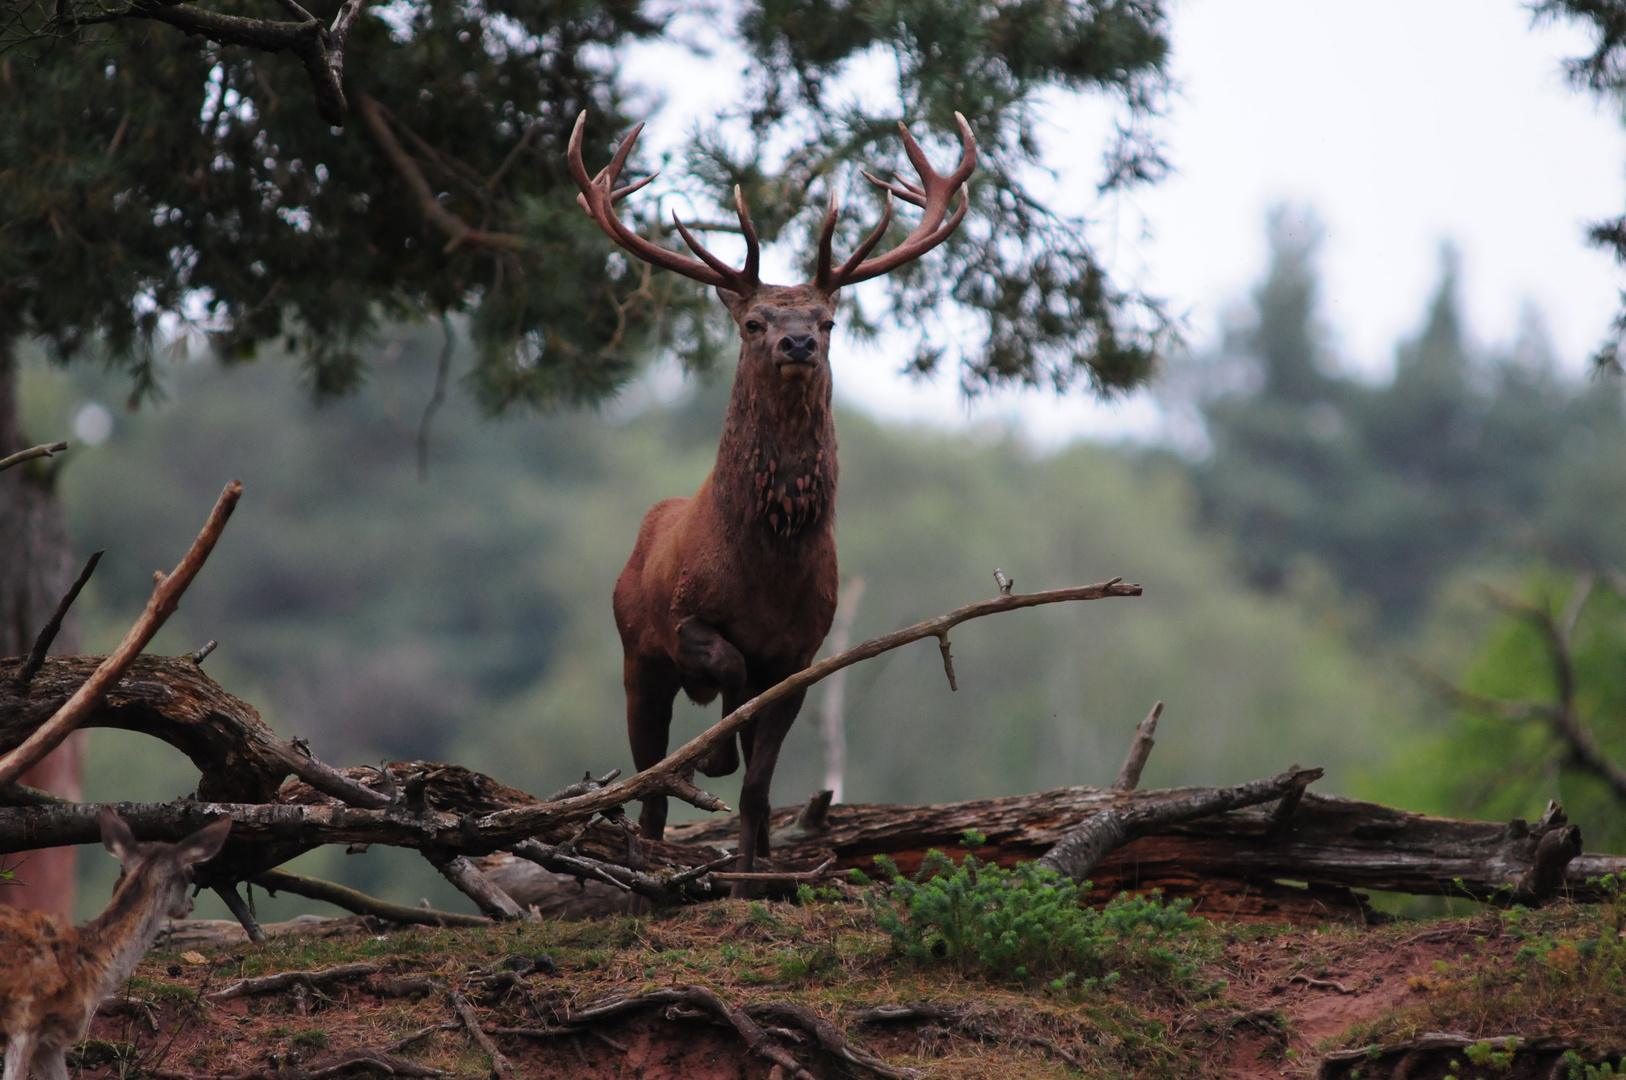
xmin=14 ymin=206 xmax=1626 ymax=920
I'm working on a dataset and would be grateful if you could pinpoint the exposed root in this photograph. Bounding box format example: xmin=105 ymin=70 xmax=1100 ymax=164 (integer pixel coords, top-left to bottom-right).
xmin=148 ymin=1047 xmax=448 ymax=1080
xmin=850 ymin=1001 xmax=1083 ymax=1069
xmin=208 ymin=963 xmax=383 ymax=1002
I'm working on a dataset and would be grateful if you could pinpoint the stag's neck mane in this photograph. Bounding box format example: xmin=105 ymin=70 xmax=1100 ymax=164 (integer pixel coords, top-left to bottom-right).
xmin=712 ymin=359 xmax=837 ymax=544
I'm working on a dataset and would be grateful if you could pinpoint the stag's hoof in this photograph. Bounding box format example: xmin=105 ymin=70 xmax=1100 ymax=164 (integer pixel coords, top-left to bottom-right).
xmin=696 ymin=736 xmax=740 ymax=777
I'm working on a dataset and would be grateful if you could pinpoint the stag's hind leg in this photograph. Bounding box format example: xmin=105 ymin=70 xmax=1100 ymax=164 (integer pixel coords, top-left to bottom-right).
xmin=731 ymin=686 xmax=808 ymax=898
xmin=625 ymin=657 xmax=681 ymax=840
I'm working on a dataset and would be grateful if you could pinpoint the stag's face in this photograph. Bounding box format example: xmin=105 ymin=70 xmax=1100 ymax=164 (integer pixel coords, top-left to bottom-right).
xmin=720 ymin=284 xmax=836 ymax=387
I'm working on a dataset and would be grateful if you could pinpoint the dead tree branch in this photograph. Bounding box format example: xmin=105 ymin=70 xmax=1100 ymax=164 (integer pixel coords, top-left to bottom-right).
xmin=1036 ymin=765 xmax=1324 ymax=883
xmin=476 ymin=578 xmax=1142 ymax=839
xmin=17 ymin=549 xmax=101 ymax=687
xmin=451 ymin=994 xmax=516 ymax=1080
xmin=250 ymin=868 xmax=491 ymax=928
xmin=0 ymin=481 xmax=240 ymax=789
xmin=0 ymin=441 xmax=67 ymax=473
xmin=433 ymin=855 xmax=533 ymax=921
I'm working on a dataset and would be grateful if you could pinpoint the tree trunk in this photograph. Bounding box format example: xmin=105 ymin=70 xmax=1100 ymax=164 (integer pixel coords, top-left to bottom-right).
xmin=0 ymin=340 xmax=84 ymax=917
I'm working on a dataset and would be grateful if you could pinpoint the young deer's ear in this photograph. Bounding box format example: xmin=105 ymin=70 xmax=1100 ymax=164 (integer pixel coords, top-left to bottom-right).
xmin=175 ymin=817 xmax=231 ymax=867
xmin=101 ymin=809 xmax=141 ymax=869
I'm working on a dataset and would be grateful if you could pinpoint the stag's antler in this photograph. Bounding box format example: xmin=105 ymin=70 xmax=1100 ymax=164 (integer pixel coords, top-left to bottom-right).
xmin=814 ymin=112 xmax=977 ymax=292
xmin=568 ymin=113 xmax=762 ymax=296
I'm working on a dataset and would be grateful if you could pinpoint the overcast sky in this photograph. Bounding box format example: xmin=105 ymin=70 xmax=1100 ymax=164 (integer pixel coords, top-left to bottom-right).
xmin=623 ymin=1 xmax=1626 ymax=446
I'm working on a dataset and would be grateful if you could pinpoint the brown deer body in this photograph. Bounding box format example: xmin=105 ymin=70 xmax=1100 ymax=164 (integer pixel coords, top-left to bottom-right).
xmin=569 ymin=114 xmax=975 ymax=891
xmin=0 ymin=812 xmax=230 ymax=1080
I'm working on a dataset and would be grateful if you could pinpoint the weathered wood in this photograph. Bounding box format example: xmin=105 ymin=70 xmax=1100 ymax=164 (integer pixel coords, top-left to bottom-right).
xmin=1035 ymin=765 xmax=1324 ymax=883
xmin=671 ymin=787 xmax=1626 ymax=916
xmin=0 ymin=656 xmax=387 ymax=807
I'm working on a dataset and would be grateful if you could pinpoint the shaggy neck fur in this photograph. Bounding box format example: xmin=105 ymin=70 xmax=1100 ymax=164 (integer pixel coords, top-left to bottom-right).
xmin=713 ymin=351 xmax=837 ymax=544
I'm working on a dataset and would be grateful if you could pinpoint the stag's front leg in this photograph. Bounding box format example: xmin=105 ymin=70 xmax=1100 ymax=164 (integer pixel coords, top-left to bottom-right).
xmin=731 ymin=687 xmax=808 ymax=898
xmin=625 ymin=657 xmax=680 ymax=840
xmin=676 ymin=620 xmax=747 ymax=777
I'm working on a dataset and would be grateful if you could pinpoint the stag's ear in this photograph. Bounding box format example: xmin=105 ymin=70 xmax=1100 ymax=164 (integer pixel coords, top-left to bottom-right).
xmin=715 ymin=286 xmax=747 ymax=314
xmin=174 ymin=817 xmax=231 ymax=868
xmin=101 ymin=809 xmax=141 ymax=870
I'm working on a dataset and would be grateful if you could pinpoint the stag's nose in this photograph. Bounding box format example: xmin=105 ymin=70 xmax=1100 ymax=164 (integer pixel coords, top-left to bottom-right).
xmin=778 ymin=334 xmax=817 ymax=364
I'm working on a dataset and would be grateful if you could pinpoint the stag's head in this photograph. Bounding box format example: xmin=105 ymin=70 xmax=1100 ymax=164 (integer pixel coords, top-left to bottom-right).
xmin=567 ymin=113 xmax=976 ymax=391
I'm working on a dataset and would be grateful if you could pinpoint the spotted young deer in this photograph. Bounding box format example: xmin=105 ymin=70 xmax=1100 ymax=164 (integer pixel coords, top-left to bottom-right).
xmin=569 ymin=112 xmax=975 ymax=892
xmin=0 ymin=811 xmax=230 ymax=1080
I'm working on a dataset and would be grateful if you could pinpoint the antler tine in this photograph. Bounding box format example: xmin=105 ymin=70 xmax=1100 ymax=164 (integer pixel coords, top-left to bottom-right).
xmin=734 ymin=185 xmax=761 ymax=286
xmin=827 ymin=191 xmax=893 ymax=287
xmin=567 ymin=111 xmax=757 ymax=295
xmin=819 ymin=112 xmax=978 ymax=291
xmin=814 ymin=188 xmax=840 ymax=290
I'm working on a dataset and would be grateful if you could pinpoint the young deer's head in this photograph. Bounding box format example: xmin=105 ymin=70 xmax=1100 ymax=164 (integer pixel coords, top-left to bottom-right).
xmin=567 ymin=112 xmax=976 ymax=401
xmin=101 ymin=810 xmax=231 ymax=921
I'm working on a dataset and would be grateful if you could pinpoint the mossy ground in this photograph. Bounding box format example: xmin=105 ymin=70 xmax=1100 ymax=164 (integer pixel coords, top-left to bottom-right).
xmin=79 ymin=892 xmax=1626 ymax=1080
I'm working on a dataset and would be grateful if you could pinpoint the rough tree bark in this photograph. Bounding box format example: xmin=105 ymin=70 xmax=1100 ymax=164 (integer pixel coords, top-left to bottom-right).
xmin=0 ymin=341 xmax=83 ymax=917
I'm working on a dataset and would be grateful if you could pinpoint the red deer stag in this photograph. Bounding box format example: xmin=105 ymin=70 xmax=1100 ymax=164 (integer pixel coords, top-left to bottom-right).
xmin=568 ymin=112 xmax=976 ymax=892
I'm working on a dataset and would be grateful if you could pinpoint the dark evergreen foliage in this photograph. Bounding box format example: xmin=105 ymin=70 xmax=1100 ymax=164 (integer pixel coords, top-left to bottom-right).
xmin=1 ymin=0 xmax=1173 ymax=411
xmin=1193 ymin=207 xmax=1626 ymax=628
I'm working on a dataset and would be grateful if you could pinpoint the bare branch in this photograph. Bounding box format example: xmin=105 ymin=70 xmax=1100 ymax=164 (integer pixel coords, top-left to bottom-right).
xmin=17 ymin=549 xmax=102 ymax=687
xmin=0 ymin=481 xmax=240 ymax=789
xmin=213 ymin=882 xmax=267 ymax=943
xmin=452 ymin=993 xmax=516 ymax=1080
xmin=1112 ymin=700 xmax=1162 ymax=792
xmin=355 ymin=94 xmax=525 ymax=255
xmin=250 ymin=867 xmax=491 ymax=927
xmin=474 ymin=578 xmax=1141 ymax=837
xmin=433 ymin=854 xmax=533 ymax=921
xmin=0 ymin=441 xmax=67 ymax=472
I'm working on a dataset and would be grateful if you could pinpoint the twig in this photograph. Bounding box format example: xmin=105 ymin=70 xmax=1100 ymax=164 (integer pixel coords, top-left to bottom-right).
xmin=0 ymin=481 xmax=241 ymax=789
xmin=212 ymin=883 xmax=266 ymax=945
xmin=383 ymin=1022 xmax=461 ymax=1054
xmin=992 ymin=567 xmax=1014 ymax=595
xmin=935 ymin=633 xmax=957 ymax=691
xmin=433 ymin=855 xmax=534 ymax=921
xmin=712 ymin=857 xmax=837 ymax=884
xmin=209 ymin=963 xmax=382 ymax=1002
xmin=0 ymin=441 xmax=67 ymax=472
xmin=1284 ymin=974 xmax=1356 ymax=994
xmin=1112 ymin=700 xmax=1162 ymax=792
xmin=188 ymin=641 xmax=218 ymax=666
xmin=17 ymin=550 xmax=102 ymax=687
xmin=452 ymin=993 xmax=516 ymax=1080
xmin=250 ymin=868 xmax=492 ymax=927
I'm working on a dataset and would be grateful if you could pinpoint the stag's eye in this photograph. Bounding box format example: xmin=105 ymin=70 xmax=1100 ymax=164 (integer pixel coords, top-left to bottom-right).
xmin=820 ymin=320 xmax=835 ymax=333
xmin=745 ymin=319 xmax=765 ymax=333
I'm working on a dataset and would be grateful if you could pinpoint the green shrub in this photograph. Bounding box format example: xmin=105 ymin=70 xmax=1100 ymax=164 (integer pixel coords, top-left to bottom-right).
xmin=865 ymin=833 xmax=1204 ymax=986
